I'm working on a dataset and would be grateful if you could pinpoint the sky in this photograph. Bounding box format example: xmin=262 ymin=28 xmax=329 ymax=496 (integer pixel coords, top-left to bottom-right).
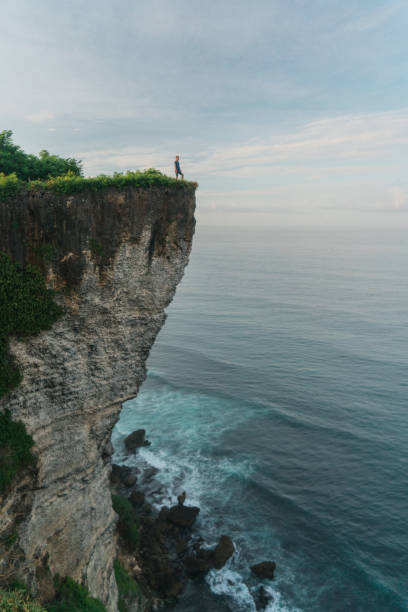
xmin=2 ymin=0 xmax=408 ymax=226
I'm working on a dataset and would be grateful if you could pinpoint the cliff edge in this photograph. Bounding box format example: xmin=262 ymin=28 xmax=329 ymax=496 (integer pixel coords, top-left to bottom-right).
xmin=0 ymin=182 xmax=196 ymax=610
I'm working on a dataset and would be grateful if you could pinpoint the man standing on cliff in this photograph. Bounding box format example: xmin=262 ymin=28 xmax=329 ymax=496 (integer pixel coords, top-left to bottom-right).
xmin=174 ymin=155 xmax=184 ymax=179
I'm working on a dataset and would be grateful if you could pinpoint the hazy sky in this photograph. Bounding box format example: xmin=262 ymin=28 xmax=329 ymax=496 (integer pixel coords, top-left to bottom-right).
xmin=2 ymin=0 xmax=408 ymax=225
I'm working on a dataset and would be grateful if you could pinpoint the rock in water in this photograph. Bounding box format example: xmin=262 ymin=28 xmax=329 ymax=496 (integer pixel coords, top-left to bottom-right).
xmin=121 ymin=471 xmax=137 ymax=487
xmin=124 ymin=429 xmax=149 ymax=452
xmin=254 ymin=585 xmax=274 ymax=610
xmin=213 ymin=535 xmax=234 ymax=569
xmin=141 ymin=466 xmax=159 ymax=484
xmin=177 ymin=491 xmax=186 ymax=506
xmin=184 ymin=535 xmax=234 ymax=576
xmin=167 ymin=504 xmax=200 ymax=528
xmin=250 ymin=561 xmax=277 ymax=580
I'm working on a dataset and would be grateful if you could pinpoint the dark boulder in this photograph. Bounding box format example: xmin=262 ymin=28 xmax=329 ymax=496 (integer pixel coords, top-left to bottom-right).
xmin=141 ymin=503 xmax=152 ymax=515
xmin=141 ymin=466 xmax=159 ymax=484
xmin=129 ymin=490 xmax=145 ymax=508
xmin=167 ymin=504 xmax=200 ymax=528
xmin=213 ymin=535 xmax=234 ymax=569
xmin=250 ymin=561 xmax=276 ymax=580
xmin=124 ymin=429 xmax=151 ymax=452
xmin=195 ymin=547 xmax=213 ymax=562
xmin=160 ymin=574 xmax=184 ymax=599
xmin=184 ymin=555 xmax=213 ymax=577
xmin=158 ymin=506 xmax=169 ymax=519
xmin=110 ymin=464 xmax=137 ymax=487
xmin=254 ymin=585 xmax=273 ymax=610
xmin=175 ymin=538 xmax=188 ymax=557
xmin=122 ymin=471 xmax=138 ymax=488
xmin=184 ymin=535 xmax=234 ymax=577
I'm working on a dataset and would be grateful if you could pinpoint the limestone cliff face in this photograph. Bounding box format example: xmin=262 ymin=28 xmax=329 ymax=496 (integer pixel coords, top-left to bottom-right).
xmin=0 ymin=184 xmax=196 ymax=610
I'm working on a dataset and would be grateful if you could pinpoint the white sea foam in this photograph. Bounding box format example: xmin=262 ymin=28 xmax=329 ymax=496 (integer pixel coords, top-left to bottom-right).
xmin=206 ymin=568 xmax=301 ymax=612
xmin=112 ymin=384 xmax=306 ymax=612
xmin=206 ymin=568 xmax=257 ymax=611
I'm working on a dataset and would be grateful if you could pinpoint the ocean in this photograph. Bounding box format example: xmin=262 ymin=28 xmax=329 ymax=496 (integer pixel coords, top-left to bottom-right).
xmin=112 ymin=223 xmax=408 ymax=612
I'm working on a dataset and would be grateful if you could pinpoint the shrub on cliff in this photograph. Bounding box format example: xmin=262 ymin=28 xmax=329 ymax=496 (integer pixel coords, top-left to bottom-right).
xmin=114 ymin=560 xmax=140 ymax=612
xmin=0 ymin=172 xmax=21 ymax=198
xmin=46 ymin=577 xmax=106 ymax=612
xmin=0 ymin=252 xmax=63 ymax=399
xmin=0 ymin=253 xmax=63 ymax=489
xmin=0 ymin=130 xmax=82 ymax=180
xmin=0 ymin=409 xmax=35 ymax=492
xmin=0 ymin=588 xmax=46 ymax=611
xmin=112 ymin=495 xmax=139 ymax=551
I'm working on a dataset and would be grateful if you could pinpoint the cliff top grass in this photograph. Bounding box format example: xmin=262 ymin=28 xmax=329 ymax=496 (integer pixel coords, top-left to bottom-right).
xmin=0 ymin=168 xmax=197 ymax=201
xmin=0 ymin=130 xmax=197 ymax=200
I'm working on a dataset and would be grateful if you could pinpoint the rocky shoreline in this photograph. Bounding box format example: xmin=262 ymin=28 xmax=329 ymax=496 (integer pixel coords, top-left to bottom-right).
xmin=110 ymin=429 xmax=276 ymax=611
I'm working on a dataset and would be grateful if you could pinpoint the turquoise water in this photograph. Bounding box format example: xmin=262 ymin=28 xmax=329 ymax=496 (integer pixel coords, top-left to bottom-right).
xmin=113 ymin=225 xmax=408 ymax=611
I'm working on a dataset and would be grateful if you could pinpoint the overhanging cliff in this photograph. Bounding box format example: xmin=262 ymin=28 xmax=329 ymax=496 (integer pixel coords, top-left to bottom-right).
xmin=0 ymin=182 xmax=196 ymax=610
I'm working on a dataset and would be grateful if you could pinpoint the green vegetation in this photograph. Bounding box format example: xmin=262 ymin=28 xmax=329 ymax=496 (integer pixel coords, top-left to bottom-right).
xmin=0 ymin=337 xmax=21 ymax=399
xmin=27 ymin=167 xmax=196 ymax=194
xmin=114 ymin=560 xmax=140 ymax=612
xmin=2 ymin=529 xmax=18 ymax=549
xmin=46 ymin=577 xmax=106 ymax=612
xmin=0 ymin=409 xmax=35 ymax=492
xmin=0 ymin=130 xmax=82 ymax=181
xmin=0 ymin=253 xmax=62 ymax=489
xmin=118 ymin=599 xmax=127 ymax=612
xmin=88 ymin=238 xmax=104 ymax=258
xmin=0 ymin=168 xmax=197 ymax=201
xmin=0 ymin=173 xmax=21 ymax=198
xmin=0 ymin=578 xmax=107 ymax=612
xmin=111 ymin=495 xmax=139 ymax=551
xmin=0 ymin=131 xmax=196 ymax=201
xmin=36 ymin=242 xmax=58 ymax=264
xmin=0 ymin=253 xmax=63 ymax=400
xmin=0 ymin=588 xmax=46 ymax=612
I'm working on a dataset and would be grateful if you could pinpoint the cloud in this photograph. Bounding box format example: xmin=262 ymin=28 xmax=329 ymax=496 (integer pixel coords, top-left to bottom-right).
xmin=186 ymin=110 xmax=408 ymax=177
xmin=25 ymin=111 xmax=55 ymax=123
